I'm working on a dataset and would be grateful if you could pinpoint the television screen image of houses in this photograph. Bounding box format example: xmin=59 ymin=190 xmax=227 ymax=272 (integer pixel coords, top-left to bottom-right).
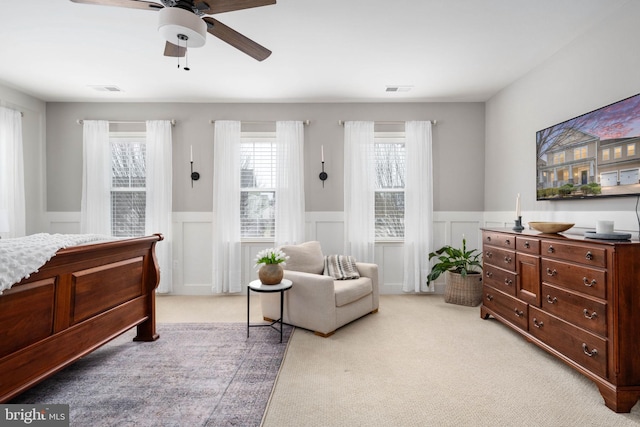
xmin=536 ymin=93 xmax=640 ymax=200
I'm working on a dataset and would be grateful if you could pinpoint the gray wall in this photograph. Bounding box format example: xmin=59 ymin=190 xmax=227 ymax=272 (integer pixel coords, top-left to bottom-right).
xmin=485 ymin=1 xmax=640 ymax=215
xmin=45 ymin=102 xmax=485 ymax=213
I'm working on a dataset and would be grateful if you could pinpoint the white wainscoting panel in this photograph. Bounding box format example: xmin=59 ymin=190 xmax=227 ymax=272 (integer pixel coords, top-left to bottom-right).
xmin=50 ymin=210 xmax=640 ymax=296
xmin=47 ymin=212 xmax=81 ymax=234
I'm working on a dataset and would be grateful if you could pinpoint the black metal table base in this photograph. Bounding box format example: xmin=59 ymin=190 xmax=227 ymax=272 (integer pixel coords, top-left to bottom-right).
xmin=247 ymin=280 xmax=291 ymax=343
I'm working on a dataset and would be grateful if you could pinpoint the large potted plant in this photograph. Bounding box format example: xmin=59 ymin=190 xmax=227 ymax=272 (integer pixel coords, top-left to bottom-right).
xmin=427 ymin=236 xmax=483 ymax=306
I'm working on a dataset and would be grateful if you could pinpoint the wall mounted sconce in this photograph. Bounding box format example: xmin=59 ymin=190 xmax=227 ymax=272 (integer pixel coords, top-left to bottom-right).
xmin=319 ymin=145 xmax=328 ymax=187
xmin=190 ymin=145 xmax=200 ymax=188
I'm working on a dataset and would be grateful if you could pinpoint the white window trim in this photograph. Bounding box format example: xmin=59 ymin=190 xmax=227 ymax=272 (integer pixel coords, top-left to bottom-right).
xmin=374 ymin=131 xmax=406 ymax=242
xmin=109 ymin=131 xmax=147 ymax=237
xmin=240 ymin=131 xmax=277 ymax=243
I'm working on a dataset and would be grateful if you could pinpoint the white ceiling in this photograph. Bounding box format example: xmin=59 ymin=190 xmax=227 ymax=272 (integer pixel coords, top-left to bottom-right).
xmin=0 ymin=0 xmax=628 ymax=103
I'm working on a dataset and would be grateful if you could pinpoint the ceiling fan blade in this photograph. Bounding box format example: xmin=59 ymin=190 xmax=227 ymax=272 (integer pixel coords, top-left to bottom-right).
xmin=196 ymin=0 xmax=276 ymax=15
xmin=203 ymin=17 xmax=271 ymax=61
xmin=164 ymin=41 xmax=186 ymax=57
xmin=202 ymin=16 xmax=271 ymax=61
xmin=69 ymin=0 xmax=162 ymax=11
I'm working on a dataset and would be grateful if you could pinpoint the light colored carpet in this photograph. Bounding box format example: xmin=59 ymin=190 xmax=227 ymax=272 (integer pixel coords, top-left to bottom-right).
xmin=263 ymin=295 xmax=640 ymax=427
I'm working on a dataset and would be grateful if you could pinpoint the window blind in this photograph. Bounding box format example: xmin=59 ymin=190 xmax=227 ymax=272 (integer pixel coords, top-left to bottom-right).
xmin=240 ymin=139 xmax=276 ymax=238
xmin=110 ymin=137 xmax=146 ymax=237
xmin=374 ymin=139 xmax=405 ymax=239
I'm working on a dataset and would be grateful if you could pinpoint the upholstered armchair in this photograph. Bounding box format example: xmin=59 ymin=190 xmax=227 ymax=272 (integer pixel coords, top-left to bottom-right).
xmin=259 ymin=241 xmax=379 ymax=337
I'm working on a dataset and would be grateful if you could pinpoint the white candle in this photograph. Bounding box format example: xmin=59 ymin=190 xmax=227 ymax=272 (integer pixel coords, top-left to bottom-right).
xmin=516 ymin=193 xmax=521 ymax=217
xmin=596 ymin=220 xmax=614 ymax=234
xmin=321 ymin=145 xmax=324 ymax=162
xmin=190 ymin=145 xmax=193 ymax=162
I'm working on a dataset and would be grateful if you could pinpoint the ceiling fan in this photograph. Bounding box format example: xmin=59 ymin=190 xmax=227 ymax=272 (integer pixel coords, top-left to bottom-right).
xmin=70 ymin=0 xmax=276 ymax=61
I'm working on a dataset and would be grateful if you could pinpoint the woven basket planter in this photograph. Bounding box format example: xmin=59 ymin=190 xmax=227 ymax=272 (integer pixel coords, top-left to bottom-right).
xmin=444 ymin=271 xmax=483 ymax=306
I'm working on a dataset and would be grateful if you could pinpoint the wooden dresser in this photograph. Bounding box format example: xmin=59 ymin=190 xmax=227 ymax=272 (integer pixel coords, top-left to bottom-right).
xmin=480 ymin=227 xmax=640 ymax=413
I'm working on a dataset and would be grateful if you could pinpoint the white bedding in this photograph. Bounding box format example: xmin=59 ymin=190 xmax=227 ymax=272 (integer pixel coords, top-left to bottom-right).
xmin=0 ymin=233 xmax=112 ymax=294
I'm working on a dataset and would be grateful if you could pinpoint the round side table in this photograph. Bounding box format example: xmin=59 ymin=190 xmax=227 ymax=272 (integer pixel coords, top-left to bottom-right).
xmin=247 ymin=279 xmax=292 ymax=343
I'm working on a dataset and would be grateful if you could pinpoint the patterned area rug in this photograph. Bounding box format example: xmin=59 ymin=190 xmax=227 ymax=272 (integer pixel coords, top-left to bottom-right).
xmin=11 ymin=323 xmax=293 ymax=427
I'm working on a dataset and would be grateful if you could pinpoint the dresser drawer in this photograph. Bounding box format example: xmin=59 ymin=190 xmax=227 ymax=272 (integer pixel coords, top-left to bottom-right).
xmin=541 ymin=258 xmax=606 ymax=299
xmin=529 ymin=306 xmax=607 ymax=378
xmin=542 ymin=283 xmax=607 ymax=337
xmin=484 ymin=247 xmax=516 ymax=272
xmin=540 ymin=240 xmax=606 ymax=268
xmin=483 ymin=285 xmax=528 ymax=330
xmin=483 ymin=231 xmax=516 ymax=250
xmin=483 ymin=264 xmax=516 ymax=296
xmin=516 ymin=236 xmax=540 ymax=255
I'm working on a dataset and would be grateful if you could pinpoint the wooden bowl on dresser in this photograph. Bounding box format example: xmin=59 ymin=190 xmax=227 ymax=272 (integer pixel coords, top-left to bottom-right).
xmin=528 ymin=221 xmax=574 ymax=233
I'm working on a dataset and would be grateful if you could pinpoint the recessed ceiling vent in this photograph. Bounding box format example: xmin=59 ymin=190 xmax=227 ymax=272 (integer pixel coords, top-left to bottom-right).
xmin=385 ymin=85 xmax=413 ymax=92
xmin=89 ymin=85 xmax=123 ymax=92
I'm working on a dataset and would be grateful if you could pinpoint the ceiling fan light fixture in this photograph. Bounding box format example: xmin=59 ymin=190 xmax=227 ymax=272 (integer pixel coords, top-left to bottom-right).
xmin=158 ymin=7 xmax=207 ymax=48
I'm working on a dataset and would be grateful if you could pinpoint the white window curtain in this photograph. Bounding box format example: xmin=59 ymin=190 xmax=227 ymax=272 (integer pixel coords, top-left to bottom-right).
xmin=145 ymin=120 xmax=173 ymax=293
xmin=343 ymin=121 xmax=375 ymax=263
xmin=212 ymin=120 xmax=242 ymax=293
xmin=0 ymin=106 xmax=25 ymax=237
xmin=403 ymin=121 xmax=434 ymax=292
xmin=275 ymin=121 xmax=305 ymax=247
xmin=80 ymin=120 xmax=111 ymax=235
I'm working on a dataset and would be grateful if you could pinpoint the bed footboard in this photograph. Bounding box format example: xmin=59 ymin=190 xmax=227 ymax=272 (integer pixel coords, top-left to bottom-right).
xmin=0 ymin=234 xmax=163 ymax=402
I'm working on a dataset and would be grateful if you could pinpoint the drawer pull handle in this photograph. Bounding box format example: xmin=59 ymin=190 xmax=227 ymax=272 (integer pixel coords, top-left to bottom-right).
xmin=505 ymin=239 xmax=510 ymax=245
xmin=504 ymin=256 xmax=512 ymax=264
xmin=486 ymin=236 xmax=492 ymax=242
xmin=514 ymin=308 xmax=524 ymax=318
xmin=583 ymin=309 xmax=598 ymax=320
xmin=546 ymin=268 xmax=557 ymax=276
xmin=585 ymin=251 xmax=593 ymax=260
xmin=524 ymin=241 xmax=530 ymax=248
xmin=532 ymin=318 xmax=544 ymax=328
xmin=486 ymin=294 xmax=494 ymax=301
xmin=486 ymin=271 xmax=493 ymax=278
xmin=485 ymin=251 xmax=493 ymax=259
xmin=547 ymin=245 xmax=555 ymax=253
xmin=504 ymin=278 xmax=513 ymax=286
xmin=583 ymin=277 xmax=597 ymax=287
xmin=582 ymin=343 xmax=598 ymax=357
xmin=546 ymin=295 xmax=558 ymax=304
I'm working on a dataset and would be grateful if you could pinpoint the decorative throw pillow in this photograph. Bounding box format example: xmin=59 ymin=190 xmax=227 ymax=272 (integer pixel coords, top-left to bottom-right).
xmin=324 ymin=255 xmax=360 ymax=280
xmin=278 ymin=241 xmax=324 ymax=275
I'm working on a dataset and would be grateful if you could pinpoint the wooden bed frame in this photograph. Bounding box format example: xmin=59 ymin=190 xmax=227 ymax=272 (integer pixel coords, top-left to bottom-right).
xmin=0 ymin=234 xmax=163 ymax=402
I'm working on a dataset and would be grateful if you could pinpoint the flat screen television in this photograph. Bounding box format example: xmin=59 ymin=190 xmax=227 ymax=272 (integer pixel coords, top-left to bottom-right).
xmin=536 ymin=93 xmax=640 ymax=200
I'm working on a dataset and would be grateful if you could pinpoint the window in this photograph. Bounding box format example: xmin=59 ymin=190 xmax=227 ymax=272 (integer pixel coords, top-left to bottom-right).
xmin=553 ymin=151 xmax=565 ymax=164
xmin=602 ymin=148 xmax=610 ymax=161
xmin=110 ymin=133 xmax=146 ymax=237
xmin=574 ymin=146 xmax=587 ymax=160
xmin=628 ymin=143 xmax=636 ymax=156
xmin=375 ymin=133 xmax=405 ymax=239
xmin=240 ymin=134 xmax=276 ymax=239
xmin=614 ymin=146 xmax=622 ymax=159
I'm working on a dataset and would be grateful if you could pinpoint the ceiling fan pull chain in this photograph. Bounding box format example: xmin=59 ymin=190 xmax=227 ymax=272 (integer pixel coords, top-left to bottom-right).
xmin=178 ymin=35 xmax=182 ymax=68
xmin=184 ymin=48 xmax=190 ymax=71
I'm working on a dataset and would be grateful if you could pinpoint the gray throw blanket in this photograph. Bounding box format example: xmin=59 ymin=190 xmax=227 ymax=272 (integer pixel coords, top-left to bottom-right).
xmin=323 ymin=254 xmax=360 ymax=280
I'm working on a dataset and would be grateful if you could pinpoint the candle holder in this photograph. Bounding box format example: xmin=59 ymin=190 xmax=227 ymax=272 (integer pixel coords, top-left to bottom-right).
xmin=513 ymin=216 xmax=524 ymax=232
xmin=319 ymin=161 xmax=328 ymax=187
xmin=190 ymin=161 xmax=200 ymax=188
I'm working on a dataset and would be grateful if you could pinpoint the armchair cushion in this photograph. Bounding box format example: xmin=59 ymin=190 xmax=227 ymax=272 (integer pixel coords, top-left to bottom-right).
xmin=279 ymin=241 xmax=324 ymax=275
xmin=334 ymin=277 xmax=372 ymax=307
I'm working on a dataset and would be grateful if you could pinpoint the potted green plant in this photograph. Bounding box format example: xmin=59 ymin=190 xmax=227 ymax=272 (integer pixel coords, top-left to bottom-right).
xmin=427 ymin=236 xmax=483 ymax=306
